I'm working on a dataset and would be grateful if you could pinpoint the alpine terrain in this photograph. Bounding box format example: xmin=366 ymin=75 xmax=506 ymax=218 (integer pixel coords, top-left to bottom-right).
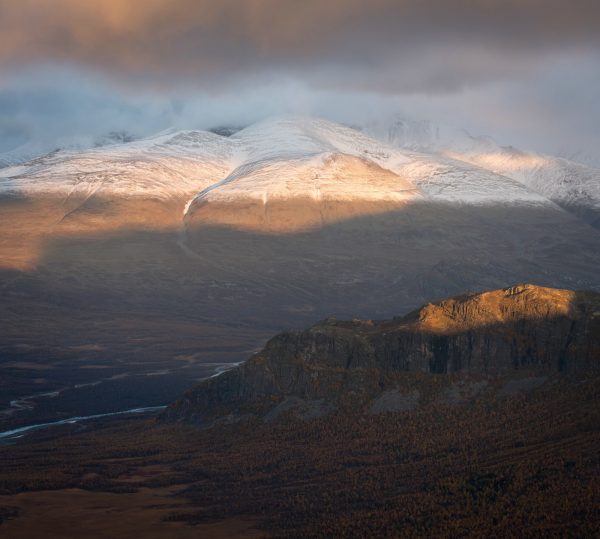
xmin=1 ymin=116 xmax=600 ymax=432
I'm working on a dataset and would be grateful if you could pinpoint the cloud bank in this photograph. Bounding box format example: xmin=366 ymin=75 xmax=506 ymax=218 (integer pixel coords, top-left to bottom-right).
xmin=0 ymin=0 xmax=598 ymax=159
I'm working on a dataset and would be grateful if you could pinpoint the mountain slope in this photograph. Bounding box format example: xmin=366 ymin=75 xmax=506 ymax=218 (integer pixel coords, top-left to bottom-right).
xmin=367 ymin=116 xmax=600 ymax=228
xmin=3 ymin=115 xmax=596 ymax=228
xmin=0 ymin=116 xmax=554 ymax=209
xmin=1 ymin=114 xmax=574 ymax=271
xmin=447 ymin=149 xmax=600 ymax=228
xmin=1 ymin=116 xmax=600 ymax=386
xmin=0 ymin=129 xmax=232 ymax=200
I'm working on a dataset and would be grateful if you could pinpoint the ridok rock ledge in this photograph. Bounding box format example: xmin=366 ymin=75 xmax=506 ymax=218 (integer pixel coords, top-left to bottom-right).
xmin=163 ymin=284 xmax=600 ymax=425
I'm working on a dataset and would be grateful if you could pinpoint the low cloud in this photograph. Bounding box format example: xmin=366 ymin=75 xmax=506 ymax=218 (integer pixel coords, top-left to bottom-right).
xmin=0 ymin=1 xmax=598 ymax=159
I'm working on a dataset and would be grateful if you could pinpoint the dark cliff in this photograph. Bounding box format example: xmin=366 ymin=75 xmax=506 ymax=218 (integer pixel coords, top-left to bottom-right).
xmin=162 ymin=284 xmax=600 ymax=425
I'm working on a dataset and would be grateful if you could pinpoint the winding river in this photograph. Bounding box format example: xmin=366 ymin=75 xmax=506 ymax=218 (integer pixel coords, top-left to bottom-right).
xmin=0 ymin=405 xmax=167 ymax=442
xmin=0 ymin=361 xmax=242 ymax=443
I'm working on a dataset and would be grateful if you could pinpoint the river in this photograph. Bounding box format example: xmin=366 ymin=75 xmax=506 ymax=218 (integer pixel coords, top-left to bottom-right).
xmin=0 ymin=360 xmax=242 ymax=443
xmin=0 ymin=405 xmax=167 ymax=442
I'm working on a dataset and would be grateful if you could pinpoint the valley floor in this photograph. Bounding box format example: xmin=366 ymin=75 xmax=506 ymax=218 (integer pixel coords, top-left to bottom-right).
xmin=0 ymin=376 xmax=598 ymax=538
xmin=0 ymin=488 xmax=264 ymax=539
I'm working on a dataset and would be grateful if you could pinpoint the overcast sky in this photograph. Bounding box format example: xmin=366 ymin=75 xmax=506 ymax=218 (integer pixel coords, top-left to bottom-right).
xmin=0 ymin=0 xmax=598 ymax=158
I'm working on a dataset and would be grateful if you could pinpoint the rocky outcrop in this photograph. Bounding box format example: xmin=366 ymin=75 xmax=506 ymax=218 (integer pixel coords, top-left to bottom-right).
xmin=162 ymin=285 xmax=600 ymax=425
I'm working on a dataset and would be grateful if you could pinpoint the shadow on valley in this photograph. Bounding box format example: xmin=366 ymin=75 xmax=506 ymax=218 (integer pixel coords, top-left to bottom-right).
xmin=0 ymin=279 xmax=598 ymax=537
xmin=1 ymin=200 xmax=600 ymax=430
xmin=0 ymin=368 xmax=598 ymax=537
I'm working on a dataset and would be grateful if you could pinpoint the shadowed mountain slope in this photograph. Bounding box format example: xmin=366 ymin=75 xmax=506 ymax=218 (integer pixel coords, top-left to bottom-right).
xmin=1 ymin=117 xmax=600 ymax=427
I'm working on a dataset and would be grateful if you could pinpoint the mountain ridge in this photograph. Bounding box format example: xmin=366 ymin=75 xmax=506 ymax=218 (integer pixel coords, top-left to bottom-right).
xmin=2 ymin=115 xmax=597 ymax=232
xmin=366 ymin=115 xmax=600 ymax=228
xmin=0 ymin=116 xmax=557 ymax=207
xmin=162 ymin=284 xmax=600 ymax=426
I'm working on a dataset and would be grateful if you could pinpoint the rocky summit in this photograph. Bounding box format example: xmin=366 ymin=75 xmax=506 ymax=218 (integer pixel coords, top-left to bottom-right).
xmin=162 ymin=284 xmax=600 ymax=426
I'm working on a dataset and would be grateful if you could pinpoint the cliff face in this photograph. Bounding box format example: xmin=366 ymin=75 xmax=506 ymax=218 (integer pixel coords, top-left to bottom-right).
xmin=163 ymin=285 xmax=600 ymax=425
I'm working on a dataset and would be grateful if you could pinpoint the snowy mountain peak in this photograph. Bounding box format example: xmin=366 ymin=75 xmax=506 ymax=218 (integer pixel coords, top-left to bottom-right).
xmin=0 ymin=115 xmax=582 ymax=232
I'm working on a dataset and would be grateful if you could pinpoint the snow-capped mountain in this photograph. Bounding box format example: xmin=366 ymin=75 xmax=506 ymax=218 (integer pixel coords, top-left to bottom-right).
xmin=0 ymin=139 xmax=88 ymax=169
xmin=1 ymin=115 xmax=570 ymax=240
xmin=366 ymin=116 xmax=600 ymax=228
xmin=0 ymin=116 xmax=552 ymax=211
xmin=0 ymin=128 xmax=232 ymax=200
xmin=1 ymin=116 xmax=599 ymax=352
xmin=0 ymin=131 xmax=141 ymax=170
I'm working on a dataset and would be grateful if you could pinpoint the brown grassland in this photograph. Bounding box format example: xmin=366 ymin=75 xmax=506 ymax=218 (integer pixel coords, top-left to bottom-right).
xmin=0 ymin=375 xmax=598 ymax=538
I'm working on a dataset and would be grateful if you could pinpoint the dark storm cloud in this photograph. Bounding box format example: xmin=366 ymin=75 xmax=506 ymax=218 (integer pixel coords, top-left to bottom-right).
xmin=0 ymin=1 xmax=598 ymax=160
xmin=0 ymin=0 xmax=599 ymax=92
